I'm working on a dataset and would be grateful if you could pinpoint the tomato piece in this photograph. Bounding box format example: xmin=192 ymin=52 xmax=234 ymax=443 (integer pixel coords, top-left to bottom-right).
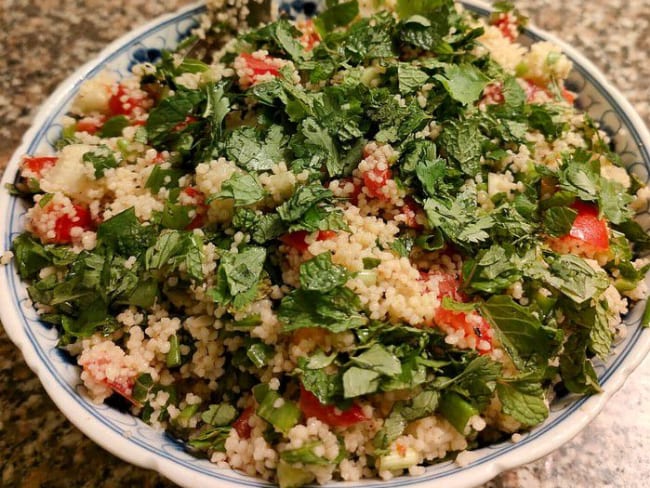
xmin=299 ymin=386 xmax=368 ymax=427
xmin=280 ymin=231 xmax=310 ymax=252
xmin=434 ymin=307 xmax=493 ymax=353
xmin=481 ymin=82 xmax=505 ymax=106
xmin=22 ymin=156 xmax=57 ymax=176
xmin=431 ymin=272 xmax=467 ymax=302
xmin=558 ymin=201 xmax=609 ymax=251
xmin=233 ymin=406 xmax=254 ymax=439
xmin=54 ymin=204 xmax=92 ymax=243
xmin=181 ymin=187 xmax=207 ymax=230
xmin=280 ymin=229 xmax=337 ymax=252
xmin=240 ymin=52 xmax=281 ymax=77
xmin=173 ymin=115 xmax=198 ymax=132
xmin=524 ymin=80 xmax=550 ymax=102
xmin=362 ymin=167 xmax=392 ymax=201
xmin=491 ymin=13 xmax=518 ymax=41
xmin=425 ymin=272 xmax=492 ymax=353
xmin=298 ymin=19 xmax=320 ymax=50
xmin=76 ymin=117 xmax=105 ymax=134
xmin=331 ymin=177 xmax=362 ymax=205
xmin=562 ymin=87 xmax=576 ymax=105
xmin=109 ymin=84 xmax=149 ymax=117
xmin=401 ymin=198 xmax=423 ymax=229
xmin=81 ymin=358 xmax=138 ymax=405
xmin=317 ymin=230 xmax=337 ymax=241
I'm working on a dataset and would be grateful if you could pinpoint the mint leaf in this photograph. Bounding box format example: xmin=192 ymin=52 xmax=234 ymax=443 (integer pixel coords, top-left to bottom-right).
xmin=97 ymin=208 xmax=156 ymax=256
xmin=211 ymin=172 xmax=265 ymax=206
xmin=436 ymin=63 xmax=490 ymax=105
xmin=279 ymin=287 xmax=367 ymax=333
xmin=543 ymin=206 xmax=577 ymax=237
xmin=479 ymin=295 xmax=562 ymax=372
xmin=215 ymin=246 xmax=266 ymax=298
xmin=545 ymin=253 xmax=609 ymax=304
xmin=314 ymin=1 xmax=359 ymax=34
xmin=496 ymin=380 xmax=548 ymax=426
xmin=351 ymin=344 xmax=402 ymax=376
xmin=83 ymin=145 xmax=118 ymax=178
xmin=398 ymin=63 xmax=430 ymax=94
xmin=299 ymin=252 xmax=350 ymax=292
xmin=225 ymin=126 xmax=288 ymax=172
xmin=438 ymin=118 xmax=483 ymax=176
xmin=343 ymin=367 xmax=381 ymax=398
xmin=98 ymin=115 xmax=130 ymax=138
xmin=559 ymin=329 xmax=601 ymax=394
xmin=201 ymin=403 xmax=237 ymax=426
xmin=277 ymin=183 xmax=333 ymax=222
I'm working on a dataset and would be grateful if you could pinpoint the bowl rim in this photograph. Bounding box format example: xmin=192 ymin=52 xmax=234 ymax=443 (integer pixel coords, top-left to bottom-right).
xmin=1 ymin=1 xmax=649 ymax=487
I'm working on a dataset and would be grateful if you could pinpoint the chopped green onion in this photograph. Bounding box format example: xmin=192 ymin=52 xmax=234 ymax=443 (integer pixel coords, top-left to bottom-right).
xmin=166 ymin=334 xmax=182 ymax=368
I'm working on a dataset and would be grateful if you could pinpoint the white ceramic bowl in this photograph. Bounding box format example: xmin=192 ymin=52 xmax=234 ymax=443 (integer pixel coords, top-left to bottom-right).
xmin=1 ymin=2 xmax=649 ymax=487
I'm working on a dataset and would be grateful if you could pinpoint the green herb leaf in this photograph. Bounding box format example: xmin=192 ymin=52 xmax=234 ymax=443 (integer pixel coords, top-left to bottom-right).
xmin=342 ymin=367 xmax=381 ymax=398
xmin=299 ymin=252 xmax=350 ymax=292
xmin=211 ymin=172 xmax=265 ymax=207
xmin=496 ymin=380 xmax=548 ymax=426
xmin=279 ymin=287 xmax=367 ymax=333
xmin=479 ymin=295 xmax=562 ymax=372
xmin=351 ymin=344 xmax=401 ymax=376
xmin=82 ymin=145 xmax=118 ymax=178
xmin=98 ymin=116 xmax=130 ymax=138
xmin=201 ymin=403 xmax=238 ymax=426
xmin=436 ymin=63 xmax=490 ymax=105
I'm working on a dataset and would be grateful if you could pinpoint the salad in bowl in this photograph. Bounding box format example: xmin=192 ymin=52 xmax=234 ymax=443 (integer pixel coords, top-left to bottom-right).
xmin=2 ymin=1 xmax=650 ymax=487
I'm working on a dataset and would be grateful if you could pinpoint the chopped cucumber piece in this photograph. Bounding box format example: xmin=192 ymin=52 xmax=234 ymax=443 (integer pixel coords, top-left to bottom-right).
xmin=438 ymin=391 xmax=478 ymax=434
xmin=253 ymin=384 xmax=301 ymax=434
xmin=277 ymin=460 xmax=316 ymax=488
xmin=378 ymin=446 xmax=419 ymax=472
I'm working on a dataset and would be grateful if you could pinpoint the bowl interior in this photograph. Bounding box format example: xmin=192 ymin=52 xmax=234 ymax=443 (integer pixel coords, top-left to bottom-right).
xmin=1 ymin=2 xmax=649 ymax=487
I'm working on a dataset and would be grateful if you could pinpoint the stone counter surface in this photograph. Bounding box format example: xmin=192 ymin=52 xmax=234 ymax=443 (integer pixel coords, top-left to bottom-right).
xmin=1 ymin=1 xmax=649 ymax=487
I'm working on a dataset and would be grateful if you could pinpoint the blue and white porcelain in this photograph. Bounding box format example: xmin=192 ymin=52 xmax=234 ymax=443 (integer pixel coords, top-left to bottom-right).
xmin=1 ymin=1 xmax=649 ymax=487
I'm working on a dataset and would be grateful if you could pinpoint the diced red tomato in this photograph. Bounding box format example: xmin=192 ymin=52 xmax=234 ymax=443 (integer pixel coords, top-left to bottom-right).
xmin=297 ymin=19 xmax=320 ymax=51
xmin=424 ymin=272 xmax=493 ymax=353
xmin=299 ymin=386 xmax=368 ymax=428
xmin=281 ymin=230 xmax=310 ymax=252
xmin=316 ymin=230 xmax=337 ymax=241
xmin=280 ymin=229 xmax=337 ymax=253
xmin=433 ymin=272 xmax=467 ymax=302
xmin=396 ymin=442 xmax=407 ymax=456
xmin=182 ymin=187 xmax=207 ymax=230
xmin=240 ymin=52 xmax=281 ymax=78
xmin=362 ymin=167 xmax=392 ymax=201
xmin=153 ymin=152 xmax=167 ymax=164
xmin=173 ymin=115 xmax=198 ymax=132
xmin=491 ymin=12 xmax=518 ymax=42
xmin=54 ymin=204 xmax=93 ymax=243
xmin=76 ymin=117 xmax=105 ymax=135
xmin=109 ymin=84 xmax=150 ymax=117
xmin=434 ymin=307 xmax=493 ymax=353
xmin=554 ymin=201 xmax=609 ymax=252
xmin=22 ymin=156 xmax=57 ymax=176
xmin=330 ymin=177 xmax=362 ymax=205
xmin=524 ymin=80 xmax=550 ymax=102
xmin=481 ymin=82 xmax=505 ymax=106
xmin=401 ymin=198 xmax=423 ymax=229
xmin=233 ymin=406 xmax=254 ymax=439
xmin=561 ymin=87 xmax=576 ymax=105
xmin=81 ymin=358 xmax=138 ymax=405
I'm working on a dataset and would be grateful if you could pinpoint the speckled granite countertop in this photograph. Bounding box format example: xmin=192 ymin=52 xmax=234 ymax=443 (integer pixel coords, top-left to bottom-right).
xmin=1 ymin=1 xmax=649 ymax=487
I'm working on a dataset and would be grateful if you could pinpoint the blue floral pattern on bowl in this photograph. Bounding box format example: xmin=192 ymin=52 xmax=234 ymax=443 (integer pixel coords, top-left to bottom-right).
xmin=1 ymin=1 xmax=649 ymax=487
